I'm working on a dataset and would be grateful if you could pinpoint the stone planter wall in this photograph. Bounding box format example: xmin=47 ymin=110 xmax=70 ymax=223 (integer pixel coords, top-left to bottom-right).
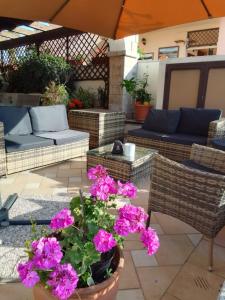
xmin=0 ymin=93 xmax=42 ymax=106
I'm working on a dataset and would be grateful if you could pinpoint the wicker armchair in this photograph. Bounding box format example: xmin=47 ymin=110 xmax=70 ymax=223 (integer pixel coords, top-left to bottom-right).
xmin=147 ymin=144 xmax=225 ymax=271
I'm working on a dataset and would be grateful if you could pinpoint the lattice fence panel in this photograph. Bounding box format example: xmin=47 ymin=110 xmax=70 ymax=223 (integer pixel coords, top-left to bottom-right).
xmin=39 ymin=37 xmax=67 ymax=59
xmin=187 ymin=28 xmax=219 ymax=47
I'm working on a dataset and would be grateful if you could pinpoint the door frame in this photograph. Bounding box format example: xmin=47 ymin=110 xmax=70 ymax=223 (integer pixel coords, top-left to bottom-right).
xmin=163 ymin=60 xmax=225 ymax=109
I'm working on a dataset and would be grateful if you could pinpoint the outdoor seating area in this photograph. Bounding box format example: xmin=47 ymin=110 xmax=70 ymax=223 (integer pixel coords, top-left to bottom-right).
xmin=1 ymin=2 xmax=225 ymax=300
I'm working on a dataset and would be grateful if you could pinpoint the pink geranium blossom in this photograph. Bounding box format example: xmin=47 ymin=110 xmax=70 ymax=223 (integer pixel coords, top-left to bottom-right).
xmin=31 ymin=237 xmax=63 ymax=270
xmin=17 ymin=261 xmax=40 ymax=288
xmin=47 ymin=263 xmax=79 ymax=300
xmin=117 ymin=181 xmax=137 ymax=198
xmin=114 ymin=218 xmax=131 ymax=236
xmin=93 ymin=229 xmax=116 ymax=253
xmin=140 ymin=228 xmax=160 ymax=256
xmin=88 ymin=165 xmax=108 ymax=180
xmin=90 ymin=175 xmax=117 ymax=201
xmin=50 ymin=208 xmax=74 ymax=230
xmin=118 ymin=204 xmax=148 ymax=233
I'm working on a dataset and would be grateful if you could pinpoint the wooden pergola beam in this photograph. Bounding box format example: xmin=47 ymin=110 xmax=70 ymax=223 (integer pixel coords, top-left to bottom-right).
xmin=0 ymin=27 xmax=83 ymax=50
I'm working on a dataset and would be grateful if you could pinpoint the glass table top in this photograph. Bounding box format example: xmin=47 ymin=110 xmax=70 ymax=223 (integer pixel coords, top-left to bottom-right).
xmin=87 ymin=144 xmax=157 ymax=164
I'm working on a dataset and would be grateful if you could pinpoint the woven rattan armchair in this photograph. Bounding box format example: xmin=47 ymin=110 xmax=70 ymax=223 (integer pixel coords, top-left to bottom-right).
xmin=147 ymin=144 xmax=225 ymax=271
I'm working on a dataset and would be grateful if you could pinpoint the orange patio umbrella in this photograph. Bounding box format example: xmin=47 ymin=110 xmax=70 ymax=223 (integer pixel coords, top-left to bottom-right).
xmin=0 ymin=0 xmax=225 ymax=39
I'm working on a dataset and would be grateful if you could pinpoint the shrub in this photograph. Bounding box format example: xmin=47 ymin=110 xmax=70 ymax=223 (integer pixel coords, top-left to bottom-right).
xmin=41 ymin=81 xmax=69 ymax=106
xmin=7 ymin=51 xmax=72 ymax=93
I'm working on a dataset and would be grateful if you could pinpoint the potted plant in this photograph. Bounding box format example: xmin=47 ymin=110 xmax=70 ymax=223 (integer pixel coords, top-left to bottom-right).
xmin=69 ymin=54 xmax=84 ymax=66
xmin=41 ymin=81 xmax=69 ymax=106
xmin=17 ymin=165 xmax=159 ymax=300
xmin=121 ymin=75 xmax=152 ymax=122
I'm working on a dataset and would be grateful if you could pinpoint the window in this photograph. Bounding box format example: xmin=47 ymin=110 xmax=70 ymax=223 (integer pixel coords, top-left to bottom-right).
xmin=158 ymin=47 xmax=179 ymax=60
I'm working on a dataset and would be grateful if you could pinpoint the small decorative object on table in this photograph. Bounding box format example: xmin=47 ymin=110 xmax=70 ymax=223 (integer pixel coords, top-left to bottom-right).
xmin=17 ymin=165 xmax=159 ymax=300
xmin=111 ymin=140 xmax=123 ymax=155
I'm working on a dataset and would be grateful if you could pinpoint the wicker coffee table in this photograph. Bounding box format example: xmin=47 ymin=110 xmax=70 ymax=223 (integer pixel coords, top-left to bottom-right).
xmin=87 ymin=144 xmax=157 ymax=183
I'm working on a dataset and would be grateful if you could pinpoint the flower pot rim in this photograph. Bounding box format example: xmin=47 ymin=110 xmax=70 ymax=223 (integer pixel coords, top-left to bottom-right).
xmin=34 ymin=246 xmax=124 ymax=297
xmin=135 ymin=102 xmax=152 ymax=107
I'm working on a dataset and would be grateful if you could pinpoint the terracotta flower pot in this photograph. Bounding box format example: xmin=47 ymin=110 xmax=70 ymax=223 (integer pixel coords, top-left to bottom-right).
xmin=33 ymin=247 xmax=124 ymax=300
xmin=135 ymin=102 xmax=152 ymax=122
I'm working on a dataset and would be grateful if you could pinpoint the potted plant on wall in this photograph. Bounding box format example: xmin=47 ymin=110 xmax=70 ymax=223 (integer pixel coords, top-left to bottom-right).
xmin=17 ymin=165 xmax=159 ymax=300
xmin=121 ymin=75 xmax=152 ymax=122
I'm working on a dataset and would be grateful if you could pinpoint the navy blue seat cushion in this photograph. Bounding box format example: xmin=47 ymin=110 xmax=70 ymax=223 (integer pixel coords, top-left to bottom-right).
xmin=143 ymin=109 xmax=180 ymax=134
xmin=29 ymin=105 xmax=69 ymax=133
xmin=211 ymin=138 xmax=225 ymax=151
xmin=181 ymin=159 xmax=225 ymax=175
xmin=0 ymin=106 xmax=32 ymax=135
xmin=128 ymin=128 xmax=207 ymax=145
xmin=35 ymin=129 xmax=89 ymax=145
xmin=5 ymin=134 xmax=54 ymax=153
xmin=177 ymin=108 xmax=221 ymax=137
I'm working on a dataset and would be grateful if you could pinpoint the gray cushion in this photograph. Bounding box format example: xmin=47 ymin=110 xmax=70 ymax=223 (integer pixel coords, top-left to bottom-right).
xmin=35 ymin=129 xmax=89 ymax=145
xmin=0 ymin=106 xmax=32 ymax=135
xmin=128 ymin=128 xmax=207 ymax=145
xmin=143 ymin=109 xmax=180 ymax=134
xmin=211 ymin=138 xmax=225 ymax=151
xmin=29 ymin=105 xmax=69 ymax=133
xmin=177 ymin=108 xmax=221 ymax=136
xmin=181 ymin=159 xmax=225 ymax=175
xmin=5 ymin=134 xmax=54 ymax=153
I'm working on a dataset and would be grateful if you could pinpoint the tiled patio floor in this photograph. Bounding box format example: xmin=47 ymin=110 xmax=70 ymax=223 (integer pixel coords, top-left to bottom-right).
xmin=0 ymin=156 xmax=225 ymax=300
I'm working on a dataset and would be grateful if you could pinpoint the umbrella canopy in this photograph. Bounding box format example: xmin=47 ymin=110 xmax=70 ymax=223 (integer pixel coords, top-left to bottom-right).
xmin=0 ymin=0 xmax=225 ymax=39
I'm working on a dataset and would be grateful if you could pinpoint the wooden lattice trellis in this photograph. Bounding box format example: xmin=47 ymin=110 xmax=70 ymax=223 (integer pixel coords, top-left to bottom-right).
xmin=0 ymin=28 xmax=110 ymax=107
xmin=187 ymin=28 xmax=219 ymax=48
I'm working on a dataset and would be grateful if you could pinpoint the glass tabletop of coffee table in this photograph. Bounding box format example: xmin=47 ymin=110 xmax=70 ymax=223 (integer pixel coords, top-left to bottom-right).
xmin=87 ymin=144 xmax=157 ymax=182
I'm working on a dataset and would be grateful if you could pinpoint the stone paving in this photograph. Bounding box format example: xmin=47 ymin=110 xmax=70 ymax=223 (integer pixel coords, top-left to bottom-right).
xmin=0 ymin=156 xmax=225 ymax=300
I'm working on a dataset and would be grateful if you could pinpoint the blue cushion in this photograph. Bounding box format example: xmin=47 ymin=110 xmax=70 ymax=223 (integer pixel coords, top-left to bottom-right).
xmin=181 ymin=159 xmax=225 ymax=175
xmin=5 ymin=134 xmax=54 ymax=153
xmin=177 ymin=108 xmax=221 ymax=136
xmin=29 ymin=105 xmax=69 ymax=133
xmin=128 ymin=128 xmax=207 ymax=145
xmin=35 ymin=129 xmax=89 ymax=145
xmin=143 ymin=109 xmax=180 ymax=134
xmin=211 ymin=138 xmax=225 ymax=151
xmin=0 ymin=106 xmax=32 ymax=135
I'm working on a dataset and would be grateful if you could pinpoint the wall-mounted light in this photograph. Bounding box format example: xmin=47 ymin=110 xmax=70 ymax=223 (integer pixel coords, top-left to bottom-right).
xmin=174 ymin=39 xmax=185 ymax=44
xmin=141 ymin=38 xmax=147 ymax=45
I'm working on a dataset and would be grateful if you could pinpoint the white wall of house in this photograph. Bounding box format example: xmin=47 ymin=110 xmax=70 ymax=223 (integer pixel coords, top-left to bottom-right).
xmin=139 ymin=18 xmax=220 ymax=60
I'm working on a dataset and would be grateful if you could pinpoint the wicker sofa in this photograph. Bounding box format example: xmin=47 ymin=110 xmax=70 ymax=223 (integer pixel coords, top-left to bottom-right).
xmin=127 ymin=108 xmax=225 ymax=161
xmin=147 ymin=144 xmax=225 ymax=270
xmin=0 ymin=105 xmax=89 ymax=176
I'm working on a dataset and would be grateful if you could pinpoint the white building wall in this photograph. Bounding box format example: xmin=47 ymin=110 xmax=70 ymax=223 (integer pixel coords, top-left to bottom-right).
xmin=139 ymin=19 xmax=220 ymax=60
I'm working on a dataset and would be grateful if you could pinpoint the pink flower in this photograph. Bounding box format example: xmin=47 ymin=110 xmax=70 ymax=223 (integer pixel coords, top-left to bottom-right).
xmin=47 ymin=263 xmax=79 ymax=300
xmin=88 ymin=165 xmax=108 ymax=180
xmin=118 ymin=205 xmax=148 ymax=233
xmin=50 ymin=208 xmax=74 ymax=230
xmin=114 ymin=218 xmax=131 ymax=236
xmin=17 ymin=261 xmax=40 ymax=288
xmin=31 ymin=237 xmax=63 ymax=270
xmin=140 ymin=228 xmax=160 ymax=256
xmin=90 ymin=175 xmax=117 ymax=201
xmin=93 ymin=229 xmax=116 ymax=253
xmin=117 ymin=181 xmax=137 ymax=198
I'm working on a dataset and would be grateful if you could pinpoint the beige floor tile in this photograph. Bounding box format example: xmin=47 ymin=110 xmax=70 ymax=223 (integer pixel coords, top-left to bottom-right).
xmin=69 ymin=176 xmax=82 ymax=183
xmin=187 ymin=234 xmax=203 ymax=247
xmin=116 ymin=289 xmax=144 ymax=300
xmin=150 ymin=223 xmax=164 ymax=235
xmin=188 ymin=239 xmax=225 ymax=277
xmin=0 ymin=177 xmax=15 ymax=185
xmin=131 ymin=250 xmax=158 ymax=267
xmin=52 ymin=187 xmax=68 ymax=196
xmin=155 ymin=235 xmax=194 ymax=266
xmin=119 ymin=251 xmax=140 ymax=290
xmin=168 ymin=263 xmax=223 ymax=300
xmin=0 ymin=283 xmax=33 ymax=300
xmin=155 ymin=213 xmax=199 ymax=234
xmin=24 ymin=182 xmax=40 ymax=189
xmin=161 ymin=293 xmax=180 ymax=300
xmin=215 ymin=226 xmax=225 ymax=248
xmin=57 ymin=169 xmax=82 ymax=178
xmin=70 ymin=161 xmax=87 ymax=169
xmin=137 ymin=266 xmax=180 ymax=300
xmin=124 ymin=239 xmax=144 ymax=250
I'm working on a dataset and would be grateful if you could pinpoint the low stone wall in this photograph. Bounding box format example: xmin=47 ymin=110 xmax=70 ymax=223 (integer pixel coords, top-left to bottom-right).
xmin=0 ymin=93 xmax=42 ymax=106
